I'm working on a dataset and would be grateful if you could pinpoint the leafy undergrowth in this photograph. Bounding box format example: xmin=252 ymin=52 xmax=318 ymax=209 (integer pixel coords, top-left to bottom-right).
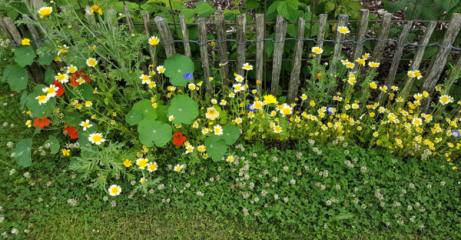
xmin=1 ymin=89 xmax=461 ymax=239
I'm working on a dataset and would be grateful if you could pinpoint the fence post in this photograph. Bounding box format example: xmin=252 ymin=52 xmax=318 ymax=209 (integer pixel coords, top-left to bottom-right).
xmin=270 ymin=16 xmax=287 ymax=95
xmin=255 ymin=14 xmax=265 ymax=92
xmin=353 ymin=9 xmax=369 ymax=60
xmin=124 ymin=4 xmax=135 ymax=33
xmin=215 ymin=11 xmax=229 ymax=85
xmin=287 ymin=18 xmax=305 ymax=102
xmin=236 ymin=14 xmax=246 ymax=75
xmin=1 ymin=17 xmax=21 ymax=45
xmin=384 ymin=21 xmax=413 ymax=87
xmin=372 ymin=13 xmax=392 ymax=61
xmin=179 ymin=15 xmax=192 ymax=57
xmin=423 ymin=13 xmax=461 ymax=96
xmin=315 ymin=14 xmax=328 ymax=65
xmin=154 ymin=16 xmax=176 ymax=57
xmin=142 ymin=11 xmax=150 ymax=34
xmin=197 ymin=17 xmax=213 ymax=93
xmin=329 ymin=14 xmax=348 ymax=76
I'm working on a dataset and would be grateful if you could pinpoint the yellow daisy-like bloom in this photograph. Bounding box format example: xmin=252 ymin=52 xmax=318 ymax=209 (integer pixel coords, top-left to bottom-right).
xmin=368 ymin=61 xmax=380 ymax=68
xmin=412 ymin=117 xmax=423 ymax=127
xmin=88 ymin=133 xmax=106 ymax=145
xmin=197 ymin=145 xmax=207 ymax=153
xmin=185 ymin=144 xmax=194 ymax=154
xmin=278 ymin=104 xmax=293 ymax=116
xmin=213 ymin=125 xmax=223 ymax=136
xmin=87 ymin=4 xmax=103 ymax=15
xmin=36 ymin=95 xmax=50 ymax=105
xmin=242 ymin=63 xmax=253 ymax=71
xmin=355 ymin=58 xmax=366 ymax=66
xmin=407 ymin=70 xmax=423 ymax=79
xmin=252 ymin=100 xmax=264 ymax=110
xmin=234 ymin=74 xmax=244 ymax=82
xmin=123 ymin=159 xmax=132 ymax=168
xmin=66 ymin=65 xmax=78 ymax=74
xmin=62 ymin=148 xmax=71 ymax=157
xmin=38 ymin=6 xmax=53 ymax=18
xmin=148 ymin=36 xmax=160 ymax=46
xmin=233 ymin=117 xmax=243 ymax=125
xmin=86 ymin=57 xmax=98 ymax=67
xmin=156 ymin=65 xmax=166 ymax=74
xmin=337 ymin=26 xmax=350 ymax=34
xmin=136 ymin=158 xmax=149 ymax=170
xmin=147 ymin=162 xmax=158 ymax=173
xmin=55 ymin=73 xmax=69 ymax=83
xmin=42 ymin=84 xmax=59 ymax=97
xmin=188 ymin=83 xmax=197 ymax=91
xmin=341 ymin=60 xmax=355 ymax=69
xmin=25 ymin=120 xmax=32 ymax=128
xmin=174 ymin=164 xmax=186 ymax=173
xmin=108 ymin=184 xmax=122 ymax=197
xmin=362 ymin=53 xmax=370 ymax=60
xmin=79 ymin=119 xmax=93 ymax=131
xmin=85 ymin=101 xmax=93 ymax=108
xmin=139 ymin=74 xmax=151 ymax=85
xmin=206 ymin=107 xmax=220 ymax=121
xmin=226 ymin=155 xmax=235 ymax=163
xmin=273 ymin=125 xmax=283 ymax=134
xmin=369 ymin=81 xmax=378 ymax=90
xmin=311 ymin=46 xmax=323 ymax=55
xmin=21 ymin=38 xmax=31 ymax=46
xmin=439 ymin=95 xmax=454 ymax=105
xmin=263 ymin=94 xmax=278 ymax=105
xmin=233 ymin=83 xmax=246 ymax=93
xmin=347 ymin=73 xmax=356 ymax=86
xmin=300 ymin=94 xmax=308 ymax=101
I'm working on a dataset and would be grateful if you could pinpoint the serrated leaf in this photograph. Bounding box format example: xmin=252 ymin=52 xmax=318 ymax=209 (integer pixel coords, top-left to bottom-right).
xmin=14 ymin=138 xmax=32 ymax=167
xmin=222 ymin=125 xmax=241 ymax=145
xmin=164 ymin=54 xmax=194 ymax=87
xmin=167 ymin=94 xmax=198 ymax=125
xmin=205 ymin=135 xmax=227 ymax=162
xmin=137 ymin=118 xmax=172 ymax=147
xmin=14 ymin=46 xmax=36 ymax=67
xmin=126 ymin=99 xmax=157 ymax=126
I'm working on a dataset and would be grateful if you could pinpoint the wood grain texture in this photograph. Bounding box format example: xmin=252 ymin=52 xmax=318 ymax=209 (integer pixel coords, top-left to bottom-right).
xmin=255 ymin=14 xmax=265 ymax=92
xmin=316 ymin=14 xmax=328 ymax=64
xmin=287 ymin=18 xmax=305 ymax=102
xmin=329 ymin=14 xmax=348 ymax=76
xmin=215 ymin=11 xmax=229 ymax=85
xmin=372 ymin=13 xmax=392 ymax=61
xmin=353 ymin=9 xmax=369 ymax=60
xmin=236 ymin=14 xmax=246 ymax=75
xmin=179 ymin=15 xmax=192 ymax=57
xmin=154 ymin=16 xmax=176 ymax=57
xmin=270 ymin=16 xmax=287 ymax=94
xmin=198 ymin=17 xmax=213 ymax=93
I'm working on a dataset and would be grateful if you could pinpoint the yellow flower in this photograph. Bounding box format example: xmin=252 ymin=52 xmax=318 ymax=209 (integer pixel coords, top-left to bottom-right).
xmin=147 ymin=162 xmax=158 ymax=172
xmin=347 ymin=73 xmax=356 ymax=85
xmin=156 ymin=65 xmax=166 ymax=74
xmin=36 ymin=95 xmax=50 ymax=105
xmin=85 ymin=101 xmax=93 ymax=108
xmin=251 ymin=100 xmax=264 ymax=110
xmin=355 ymin=58 xmax=366 ymax=66
xmin=234 ymin=74 xmax=244 ymax=82
xmin=407 ymin=70 xmax=423 ymax=79
xmin=206 ymin=107 xmax=220 ymax=121
xmin=233 ymin=83 xmax=246 ymax=93
xmin=213 ymin=125 xmax=223 ymax=136
xmin=21 ymin=38 xmax=31 ymax=46
xmin=87 ymin=4 xmax=103 ymax=15
xmin=197 ymin=145 xmax=207 ymax=153
xmin=42 ymin=84 xmax=59 ymax=98
xmin=62 ymin=149 xmax=71 ymax=157
xmin=136 ymin=158 xmax=149 ymax=170
xmin=278 ymin=103 xmax=293 ymax=116
xmin=311 ymin=46 xmax=323 ymax=55
xmin=55 ymin=73 xmax=69 ymax=83
xmin=188 ymin=83 xmax=197 ymax=91
xmin=38 ymin=6 xmax=53 ymax=18
xmin=242 ymin=63 xmax=253 ymax=71
xmin=412 ymin=117 xmax=423 ymax=127
xmin=226 ymin=155 xmax=235 ymax=163
xmin=108 ymin=184 xmax=122 ymax=197
xmin=300 ymin=94 xmax=308 ymax=101
xmin=362 ymin=53 xmax=370 ymax=60
xmin=351 ymin=103 xmax=359 ymax=109
xmin=25 ymin=120 xmax=32 ymax=128
xmin=174 ymin=164 xmax=186 ymax=173
xmin=88 ymin=133 xmax=105 ymax=145
xmin=263 ymin=95 xmax=278 ymax=105
xmin=123 ymin=159 xmax=132 ymax=168
xmin=139 ymin=74 xmax=151 ymax=85
xmin=368 ymin=61 xmax=380 ymax=68
xmin=337 ymin=26 xmax=350 ymax=34
xmin=86 ymin=57 xmax=98 ymax=67
xmin=341 ymin=60 xmax=355 ymax=69
xmin=272 ymin=125 xmax=283 ymax=134
xmin=439 ymin=95 xmax=454 ymax=105
xmin=148 ymin=36 xmax=160 ymax=46
xmin=66 ymin=65 xmax=78 ymax=74
xmin=233 ymin=117 xmax=243 ymax=125
xmin=369 ymin=81 xmax=378 ymax=90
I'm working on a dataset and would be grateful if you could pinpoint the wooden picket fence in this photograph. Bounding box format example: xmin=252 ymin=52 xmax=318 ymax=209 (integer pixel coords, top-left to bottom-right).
xmin=2 ymin=6 xmax=461 ymax=103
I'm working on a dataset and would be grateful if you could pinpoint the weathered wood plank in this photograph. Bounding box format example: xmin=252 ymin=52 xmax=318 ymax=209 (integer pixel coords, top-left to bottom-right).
xmin=142 ymin=12 xmax=157 ymax=66
xmin=270 ymin=16 xmax=287 ymax=94
xmin=287 ymin=18 xmax=305 ymax=102
xmin=255 ymin=13 xmax=265 ymax=92
xmin=423 ymin=13 xmax=461 ymax=94
xmin=371 ymin=13 xmax=392 ymax=61
xmin=236 ymin=14 xmax=246 ymax=75
xmin=154 ymin=16 xmax=176 ymax=57
xmin=329 ymin=14 xmax=348 ymax=76
xmin=2 ymin=17 xmax=21 ymax=45
xmin=142 ymin=12 xmax=151 ymax=35
xmin=215 ymin=11 xmax=229 ymax=85
xmin=353 ymin=9 xmax=369 ymax=60
xmin=179 ymin=15 xmax=192 ymax=57
xmin=315 ymin=14 xmax=328 ymax=64
xmin=385 ymin=21 xmax=413 ymax=87
xmin=124 ymin=4 xmax=135 ymax=33
xmin=198 ymin=17 xmax=213 ymax=93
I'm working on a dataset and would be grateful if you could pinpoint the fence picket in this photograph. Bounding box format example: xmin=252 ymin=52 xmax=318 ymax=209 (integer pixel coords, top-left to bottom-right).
xmin=255 ymin=14 xmax=265 ymax=92
xmin=329 ymin=15 xmax=348 ymax=76
xmin=142 ymin=12 xmax=151 ymax=34
xmin=384 ymin=21 xmax=413 ymax=88
xmin=288 ymin=18 xmax=306 ymax=102
xmin=236 ymin=14 xmax=246 ymax=75
xmin=372 ymin=13 xmax=392 ymax=61
xmin=315 ymin=14 xmax=328 ymax=65
xmin=353 ymin=9 xmax=369 ymax=60
xmin=154 ymin=16 xmax=176 ymax=57
xmin=179 ymin=15 xmax=192 ymax=57
xmin=124 ymin=4 xmax=135 ymax=33
xmin=271 ymin=16 xmax=287 ymax=94
xmin=2 ymin=17 xmax=21 ymax=45
xmin=215 ymin=12 xmax=229 ymax=85
xmin=198 ymin=17 xmax=213 ymax=93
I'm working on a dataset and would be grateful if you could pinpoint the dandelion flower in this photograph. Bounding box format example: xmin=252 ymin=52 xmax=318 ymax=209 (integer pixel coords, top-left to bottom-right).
xmin=368 ymin=61 xmax=380 ymax=68
xmin=148 ymin=36 xmax=160 ymax=46
xmin=108 ymin=184 xmax=122 ymax=197
xmin=79 ymin=119 xmax=93 ymax=131
xmin=38 ymin=6 xmax=53 ymax=18
xmin=263 ymin=95 xmax=278 ymax=105
xmin=86 ymin=57 xmax=98 ymax=67
xmin=311 ymin=46 xmax=323 ymax=55
xmin=88 ymin=132 xmax=105 ymax=145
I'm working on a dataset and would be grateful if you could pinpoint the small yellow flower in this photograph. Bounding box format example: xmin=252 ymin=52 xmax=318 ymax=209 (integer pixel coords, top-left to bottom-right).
xmin=136 ymin=158 xmax=149 ymax=170
xmin=188 ymin=83 xmax=197 ymax=91
xmin=66 ymin=65 xmax=78 ymax=74
xmin=36 ymin=95 xmax=50 ymax=105
xmin=234 ymin=74 xmax=244 ymax=82
xmin=272 ymin=125 xmax=283 ymax=134
xmin=140 ymin=74 xmax=151 ymax=85
xmin=148 ymin=36 xmax=160 ymax=46
xmin=263 ymin=95 xmax=278 ymax=105
xmin=147 ymin=162 xmax=158 ymax=172
xmin=368 ymin=61 xmax=380 ymax=68
xmin=62 ymin=149 xmax=71 ymax=157
xmin=206 ymin=107 xmax=220 ymax=121
xmin=21 ymin=38 xmax=31 ymax=46
xmin=79 ymin=119 xmax=93 ymax=131
xmin=174 ymin=164 xmax=186 ymax=173
xmin=108 ymin=184 xmax=122 ymax=197
xmin=439 ymin=95 xmax=454 ymax=105
xmin=156 ymin=65 xmax=166 ymax=74
xmin=311 ymin=46 xmax=323 ymax=55
xmin=87 ymin=4 xmax=103 ymax=15
xmin=197 ymin=145 xmax=207 ymax=153
xmin=242 ymin=63 xmax=253 ymax=71
xmin=337 ymin=26 xmax=350 ymax=34
xmin=84 ymin=101 xmax=93 ymax=108
xmin=407 ymin=70 xmax=423 ymax=79
xmin=123 ymin=159 xmax=132 ymax=168
xmin=38 ymin=6 xmax=53 ymax=18
xmin=369 ymin=82 xmax=378 ymax=90
xmin=25 ymin=120 xmax=32 ymax=128
xmin=213 ymin=125 xmax=223 ymax=136
xmin=88 ymin=133 xmax=105 ymax=145
xmin=226 ymin=155 xmax=235 ymax=163
xmin=355 ymin=58 xmax=366 ymax=66
xmin=86 ymin=57 xmax=98 ymax=67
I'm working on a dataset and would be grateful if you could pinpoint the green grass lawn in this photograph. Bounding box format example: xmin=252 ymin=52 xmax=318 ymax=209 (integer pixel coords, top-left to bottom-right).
xmin=1 ymin=87 xmax=461 ymax=239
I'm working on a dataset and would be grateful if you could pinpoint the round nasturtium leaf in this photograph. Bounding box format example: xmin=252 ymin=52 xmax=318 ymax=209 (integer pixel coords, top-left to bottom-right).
xmin=167 ymin=94 xmax=198 ymax=125
xmin=222 ymin=124 xmax=241 ymax=145
xmin=14 ymin=138 xmax=32 ymax=167
xmin=164 ymin=54 xmax=194 ymax=87
xmin=125 ymin=99 xmax=157 ymax=126
xmin=25 ymin=85 xmax=56 ymax=117
xmin=14 ymin=46 xmax=36 ymax=67
xmin=4 ymin=64 xmax=29 ymax=92
xmin=45 ymin=135 xmax=60 ymax=155
xmin=137 ymin=118 xmax=172 ymax=147
xmin=205 ymin=135 xmax=227 ymax=162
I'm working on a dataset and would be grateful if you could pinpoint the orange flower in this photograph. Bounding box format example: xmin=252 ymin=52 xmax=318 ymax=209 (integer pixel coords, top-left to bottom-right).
xmin=172 ymin=132 xmax=187 ymax=147
xmin=33 ymin=117 xmax=51 ymax=129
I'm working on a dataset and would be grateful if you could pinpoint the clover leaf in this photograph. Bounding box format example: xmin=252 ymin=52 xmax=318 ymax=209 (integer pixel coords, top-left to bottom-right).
xmin=167 ymin=94 xmax=198 ymax=125
xmin=164 ymin=54 xmax=194 ymax=87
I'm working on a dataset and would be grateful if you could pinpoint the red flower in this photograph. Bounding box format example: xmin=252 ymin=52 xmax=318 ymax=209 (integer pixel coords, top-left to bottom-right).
xmin=53 ymin=80 xmax=64 ymax=97
xmin=172 ymin=132 xmax=187 ymax=147
xmin=70 ymin=70 xmax=91 ymax=87
xmin=33 ymin=117 xmax=51 ymax=129
xmin=64 ymin=126 xmax=79 ymax=140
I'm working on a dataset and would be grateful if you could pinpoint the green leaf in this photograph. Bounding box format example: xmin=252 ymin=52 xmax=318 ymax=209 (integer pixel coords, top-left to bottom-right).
xmin=137 ymin=118 xmax=172 ymax=147
xmin=25 ymin=85 xmax=56 ymax=117
xmin=126 ymin=99 xmax=157 ymax=126
xmin=38 ymin=52 xmax=54 ymax=66
xmin=222 ymin=125 xmax=241 ymax=145
xmin=167 ymin=94 xmax=198 ymax=125
xmin=45 ymin=135 xmax=60 ymax=154
xmin=164 ymin=54 xmax=194 ymax=87
xmin=205 ymin=135 xmax=227 ymax=162
xmin=14 ymin=138 xmax=32 ymax=167
xmin=44 ymin=66 xmax=55 ymax=84
xmin=4 ymin=64 xmax=29 ymax=92
xmin=194 ymin=2 xmax=215 ymax=17
xmin=14 ymin=46 xmax=36 ymax=67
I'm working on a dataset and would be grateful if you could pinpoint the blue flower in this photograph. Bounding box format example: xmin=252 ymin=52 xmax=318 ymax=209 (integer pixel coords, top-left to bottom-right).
xmin=183 ymin=72 xmax=193 ymax=80
xmin=327 ymin=107 xmax=334 ymax=115
xmin=247 ymin=104 xmax=256 ymax=112
xmin=452 ymin=129 xmax=460 ymax=139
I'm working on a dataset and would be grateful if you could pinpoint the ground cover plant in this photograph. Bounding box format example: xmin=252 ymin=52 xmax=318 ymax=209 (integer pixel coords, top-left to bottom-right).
xmin=1 ymin=1 xmax=461 ymax=239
